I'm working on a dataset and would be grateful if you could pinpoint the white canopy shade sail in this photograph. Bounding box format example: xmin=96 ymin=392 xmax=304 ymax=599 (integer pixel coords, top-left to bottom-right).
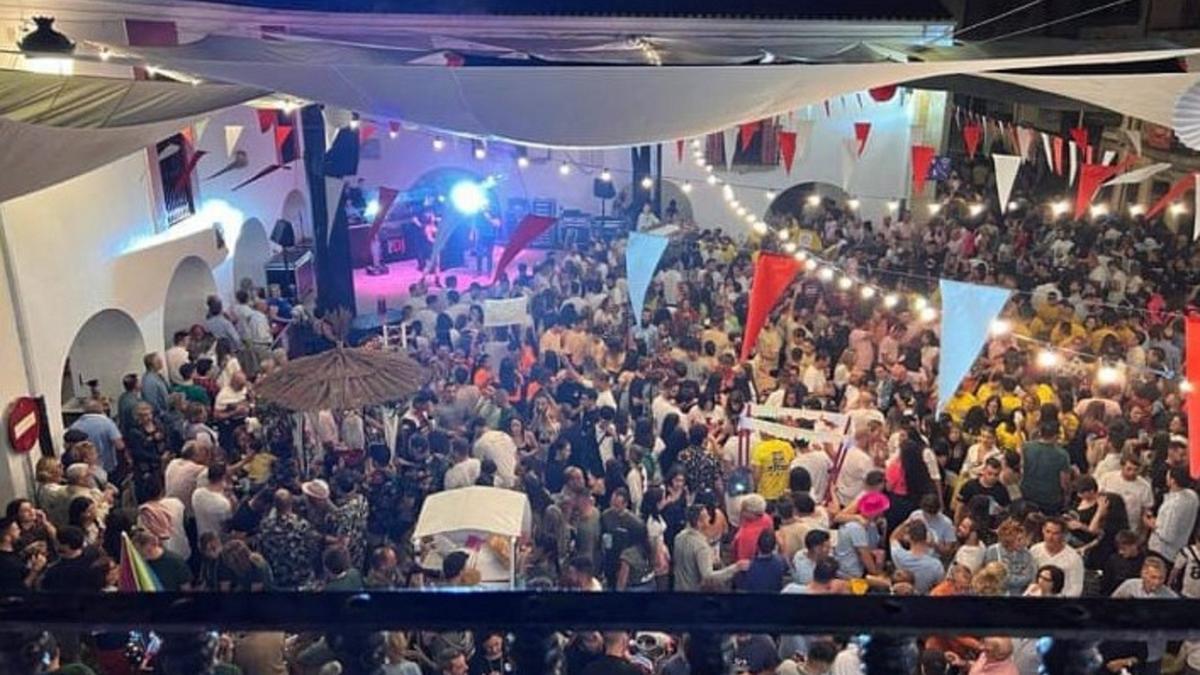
xmin=134 ymin=36 xmax=1200 ymax=147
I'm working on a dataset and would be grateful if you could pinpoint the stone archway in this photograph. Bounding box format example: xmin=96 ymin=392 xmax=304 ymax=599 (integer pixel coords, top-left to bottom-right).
xmin=279 ymin=189 xmax=310 ymax=244
xmin=660 ymin=179 xmax=694 ymax=223
xmin=232 ymin=218 xmax=271 ymax=291
xmin=766 ymin=181 xmax=851 ymax=224
xmin=163 ymin=256 xmax=217 ymax=348
xmin=407 ymin=167 xmax=494 ymax=271
xmin=61 ymin=309 xmax=146 ymax=406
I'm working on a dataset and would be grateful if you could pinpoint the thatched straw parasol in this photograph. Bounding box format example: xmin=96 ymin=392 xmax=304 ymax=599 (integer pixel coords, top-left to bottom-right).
xmin=254 ymin=346 xmax=427 ymax=411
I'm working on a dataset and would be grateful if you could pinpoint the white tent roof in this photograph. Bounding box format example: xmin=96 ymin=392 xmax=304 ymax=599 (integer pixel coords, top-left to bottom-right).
xmin=412 ymin=486 xmax=533 ymax=541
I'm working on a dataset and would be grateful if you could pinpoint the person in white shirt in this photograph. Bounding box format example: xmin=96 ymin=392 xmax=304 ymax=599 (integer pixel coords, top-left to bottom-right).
xmin=192 ymin=463 xmax=233 ymax=539
xmin=472 ymin=427 xmax=517 ymax=488
xmin=1148 ymin=466 xmax=1199 ymax=562
xmin=164 ymin=439 xmax=211 ymax=515
xmin=833 ymin=431 xmax=875 ymax=507
xmin=789 ymin=441 xmax=833 ymax=504
xmin=443 ymin=438 xmax=481 ymax=490
xmin=651 ymin=383 xmax=686 ymax=436
xmin=164 ymin=331 xmax=191 ymax=385
xmin=801 ymin=354 xmax=830 ymax=397
xmin=635 ymin=203 xmax=660 ymax=232
xmin=1030 ymin=518 xmax=1084 ymax=597
xmin=1098 ymin=453 xmax=1155 ymax=534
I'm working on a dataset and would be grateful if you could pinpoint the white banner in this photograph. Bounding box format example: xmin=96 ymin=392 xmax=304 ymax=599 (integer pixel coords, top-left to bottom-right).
xmin=483 ymin=297 xmax=530 ymax=327
xmin=737 ymin=415 xmax=846 ymax=446
xmin=745 ymin=404 xmax=850 ymax=432
xmin=1103 ymin=162 xmax=1171 ymax=187
xmin=993 ymin=154 xmax=1021 ymax=213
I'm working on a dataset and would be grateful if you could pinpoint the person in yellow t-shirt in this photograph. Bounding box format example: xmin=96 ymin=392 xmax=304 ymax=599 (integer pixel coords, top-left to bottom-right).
xmin=750 ymin=436 xmax=795 ymax=500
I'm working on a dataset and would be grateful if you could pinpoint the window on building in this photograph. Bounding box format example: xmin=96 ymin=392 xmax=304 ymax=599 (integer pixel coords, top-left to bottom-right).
xmin=155 ymin=133 xmax=197 ymax=227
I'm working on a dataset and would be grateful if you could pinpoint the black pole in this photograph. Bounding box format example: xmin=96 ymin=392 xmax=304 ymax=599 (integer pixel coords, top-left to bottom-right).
xmin=301 ymin=105 xmax=357 ymax=315
xmin=654 ymin=142 xmax=663 ymax=216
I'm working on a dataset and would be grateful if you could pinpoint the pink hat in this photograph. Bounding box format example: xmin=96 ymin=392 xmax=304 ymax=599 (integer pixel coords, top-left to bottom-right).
xmin=858 ymin=492 xmax=891 ymax=519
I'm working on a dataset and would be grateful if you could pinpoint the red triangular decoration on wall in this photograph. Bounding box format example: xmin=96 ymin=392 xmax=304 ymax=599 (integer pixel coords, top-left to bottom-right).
xmin=256 ymin=109 xmax=276 ymax=133
xmin=739 ymin=121 xmax=760 ymax=152
xmin=676 ymin=139 xmax=684 ymax=163
xmin=911 ymin=144 xmax=936 ymax=196
xmin=778 ymin=131 xmax=798 ymax=174
xmin=854 ymin=122 xmax=872 ymax=157
xmin=359 ymin=123 xmax=376 ymax=143
xmin=962 ymin=123 xmax=982 ymax=158
xmin=274 ymin=125 xmax=294 ymax=152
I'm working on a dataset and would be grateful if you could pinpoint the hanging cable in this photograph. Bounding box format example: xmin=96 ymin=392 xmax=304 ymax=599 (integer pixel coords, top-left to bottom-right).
xmin=976 ymin=0 xmax=1136 ymax=45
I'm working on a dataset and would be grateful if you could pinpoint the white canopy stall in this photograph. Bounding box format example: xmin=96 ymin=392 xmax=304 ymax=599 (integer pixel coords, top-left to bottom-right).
xmin=412 ymin=486 xmax=533 ymax=589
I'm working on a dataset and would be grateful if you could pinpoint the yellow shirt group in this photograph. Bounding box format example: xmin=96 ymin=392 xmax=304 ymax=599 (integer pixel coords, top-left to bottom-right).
xmin=750 ymin=438 xmax=796 ymax=500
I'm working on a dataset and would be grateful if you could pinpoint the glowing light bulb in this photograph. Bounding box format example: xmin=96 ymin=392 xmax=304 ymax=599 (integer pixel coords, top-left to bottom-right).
xmin=928 ymin=203 xmax=942 ymax=215
xmin=1091 ymin=204 xmax=1108 ymax=218
xmin=783 ymin=242 xmax=797 ymax=253
xmin=806 ymin=194 xmax=821 ymax=207
xmin=1036 ymin=350 xmax=1061 ymax=369
xmin=1171 ymin=202 xmax=1188 ymax=216
xmin=99 ymin=48 xmax=111 ymax=62
xmin=837 ymin=276 xmax=853 ymax=291
xmin=694 ymin=157 xmax=706 ymax=167
xmin=473 ymin=144 xmax=487 ymax=160
xmin=723 ymin=185 xmax=735 ymax=201
xmin=388 ymin=128 xmax=398 ymax=140
xmin=559 ymin=161 xmax=571 ymax=176
xmin=753 ymin=221 xmax=769 ymax=234
xmin=1050 ymin=200 xmax=1069 ymax=216
xmin=883 ymin=294 xmax=899 ymax=308
xmin=690 ymin=139 xmax=701 ymax=149
xmin=1181 ymin=380 xmax=1194 ymax=394
xmin=886 ymin=201 xmax=900 ymax=212
xmin=706 ymin=174 xmax=718 ymax=185
xmin=793 ymin=250 xmax=807 ymax=261
xmin=736 ymin=207 xmax=747 ymax=217
xmin=912 ymin=297 xmax=928 ymax=312
xmin=705 ymin=164 xmax=714 ymax=173
xmin=349 ymin=114 xmax=360 ymax=130
xmin=817 ymin=267 xmax=834 ymax=282
xmin=861 ymin=286 xmax=876 ymax=300
xmin=745 ymin=214 xmax=756 ymax=224
xmin=432 ymin=136 xmax=445 ymax=151
xmin=681 ymin=181 xmax=693 ymax=194
xmin=1129 ymin=204 xmax=1146 ymax=217
xmin=1007 ymin=201 xmax=1020 ymax=212
xmin=765 ymin=191 xmax=776 ymax=201
xmin=641 ymin=176 xmax=654 ymax=190
xmin=847 ymin=199 xmax=861 ymax=211
xmin=919 ymin=307 xmax=938 ymax=323
xmin=517 ymin=155 xmax=530 ymax=169
xmin=990 ymin=319 xmax=1011 ymax=336
xmin=600 ymin=168 xmax=612 ymax=182
xmin=777 ymin=229 xmax=791 ymax=241
xmin=969 ymin=203 xmax=984 ymax=217
xmin=730 ymin=200 xmax=741 ymax=210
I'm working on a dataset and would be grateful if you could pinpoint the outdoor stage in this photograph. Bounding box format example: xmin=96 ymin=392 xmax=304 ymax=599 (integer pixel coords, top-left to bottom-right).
xmin=352 ymin=248 xmax=547 ymax=315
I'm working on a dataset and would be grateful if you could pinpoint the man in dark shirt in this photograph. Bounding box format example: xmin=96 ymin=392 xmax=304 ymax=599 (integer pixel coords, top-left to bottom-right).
xmin=133 ymin=531 xmax=192 ymax=591
xmin=1100 ymin=530 xmax=1146 ymax=596
xmin=579 ymin=632 xmax=642 ymax=675
xmin=954 ymin=458 xmax=1011 ymax=522
xmin=40 ymin=526 xmax=97 ymax=591
xmin=0 ymin=517 xmax=43 ymax=591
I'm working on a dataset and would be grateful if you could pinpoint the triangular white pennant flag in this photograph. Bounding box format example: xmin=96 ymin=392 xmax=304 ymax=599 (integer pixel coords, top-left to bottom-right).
xmin=794 ymin=120 xmax=815 ymax=161
xmin=1068 ymin=140 xmax=1078 ymax=187
xmin=993 ymin=154 xmax=1021 ymax=214
xmin=1041 ymin=132 xmax=1054 ymax=169
xmin=723 ymin=127 xmax=737 ymax=170
xmin=224 ymin=125 xmax=243 ymax=158
xmin=1102 ymin=150 xmax=1117 ymax=166
xmin=1124 ymin=128 xmax=1143 ymax=156
xmin=193 ymin=117 xmax=211 ymax=146
xmin=1104 ymin=162 xmax=1171 ymax=187
xmin=325 ymin=177 xmax=345 ymax=246
xmin=1194 ymin=174 xmax=1200 ymax=240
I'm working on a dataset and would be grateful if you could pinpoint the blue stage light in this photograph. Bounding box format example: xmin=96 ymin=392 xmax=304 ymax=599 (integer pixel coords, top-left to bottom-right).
xmin=449 ymin=180 xmax=487 ymax=215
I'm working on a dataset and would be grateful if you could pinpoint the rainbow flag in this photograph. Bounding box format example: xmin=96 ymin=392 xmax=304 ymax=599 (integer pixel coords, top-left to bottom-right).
xmin=118 ymin=532 xmax=163 ymax=592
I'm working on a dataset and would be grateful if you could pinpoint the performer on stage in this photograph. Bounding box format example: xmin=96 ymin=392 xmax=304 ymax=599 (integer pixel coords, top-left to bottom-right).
xmin=473 ymin=207 xmax=500 ymax=275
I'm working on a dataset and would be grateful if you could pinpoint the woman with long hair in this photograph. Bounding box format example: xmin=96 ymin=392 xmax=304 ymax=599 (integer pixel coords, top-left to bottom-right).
xmin=640 ymin=486 xmax=671 ymax=589
xmin=658 ymin=413 xmax=688 ymax=475
xmin=67 ymin=497 xmax=101 ymax=547
xmin=614 ymin=521 xmax=657 ymax=592
xmin=1081 ymin=491 xmax=1130 ymax=570
xmin=885 ymin=436 xmax=938 ymax=531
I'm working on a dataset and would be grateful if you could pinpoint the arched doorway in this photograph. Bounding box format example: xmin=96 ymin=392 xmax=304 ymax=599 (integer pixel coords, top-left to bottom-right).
xmin=766 ymin=182 xmax=851 ymax=225
xmin=163 ymin=256 xmax=217 ymax=348
xmin=407 ymin=167 xmax=495 ymax=271
xmin=660 ymin=180 xmax=694 ymax=223
xmin=233 ymin=218 xmax=271 ymax=291
xmin=280 ymin=189 xmax=310 ymax=244
xmin=60 ymin=309 xmax=146 ymax=408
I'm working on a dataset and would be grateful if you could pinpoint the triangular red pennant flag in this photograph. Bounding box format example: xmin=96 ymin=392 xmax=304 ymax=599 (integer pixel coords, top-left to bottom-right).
xmin=1074 ymin=163 xmax=1120 ymax=219
xmin=676 ymin=139 xmax=684 ymax=163
xmin=359 ymin=123 xmax=376 ymax=143
xmin=231 ymin=164 xmax=286 ymax=192
xmin=740 ymin=252 xmax=802 ymax=362
xmin=778 ymin=131 xmax=797 ymax=174
xmin=739 ymin=122 xmax=760 ymax=152
xmin=853 ymin=122 xmax=872 ymax=157
xmin=180 ymin=126 xmax=194 ymax=149
xmin=367 ymin=187 xmax=400 ymax=242
xmin=962 ymin=123 xmax=982 ymax=158
xmin=173 ymin=150 xmax=208 ymax=191
xmin=274 ymin=125 xmax=294 ymax=152
xmin=1052 ymin=136 xmax=1064 ymax=175
xmin=1070 ymin=127 xmax=1089 ymax=156
xmin=256 ymin=109 xmax=276 ymax=133
xmin=911 ymin=144 xmax=936 ymax=196
xmin=1146 ymin=173 xmax=1197 ymax=219
xmin=494 ymin=215 xmax=558 ymax=282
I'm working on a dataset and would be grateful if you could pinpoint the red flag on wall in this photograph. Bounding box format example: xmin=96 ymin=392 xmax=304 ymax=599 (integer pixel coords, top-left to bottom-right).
xmin=853 ymin=122 xmax=872 ymax=157
xmin=1070 ymin=127 xmax=1089 ymax=156
xmin=367 ymin=187 xmax=400 ymax=242
xmin=778 ymin=131 xmax=798 ymax=174
xmin=274 ymin=125 xmax=294 ymax=152
xmin=911 ymin=144 xmax=936 ymax=196
xmin=494 ymin=215 xmax=558 ymax=283
xmin=1146 ymin=173 xmax=1197 ymax=219
xmin=740 ymin=252 xmax=802 ymax=362
xmin=1074 ymin=163 xmax=1120 ymax=219
xmin=173 ymin=150 xmax=208 ymax=191
xmin=359 ymin=123 xmax=376 ymax=144
xmin=1187 ymin=314 xmax=1200 ymax=478
xmin=962 ymin=123 xmax=982 ymax=158
xmin=256 ymin=109 xmax=276 ymax=133
xmin=739 ymin=122 xmax=760 ymax=152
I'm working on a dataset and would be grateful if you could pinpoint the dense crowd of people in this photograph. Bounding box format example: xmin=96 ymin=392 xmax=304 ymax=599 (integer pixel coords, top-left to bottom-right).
xmin=4 ymin=154 xmax=1200 ymax=675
